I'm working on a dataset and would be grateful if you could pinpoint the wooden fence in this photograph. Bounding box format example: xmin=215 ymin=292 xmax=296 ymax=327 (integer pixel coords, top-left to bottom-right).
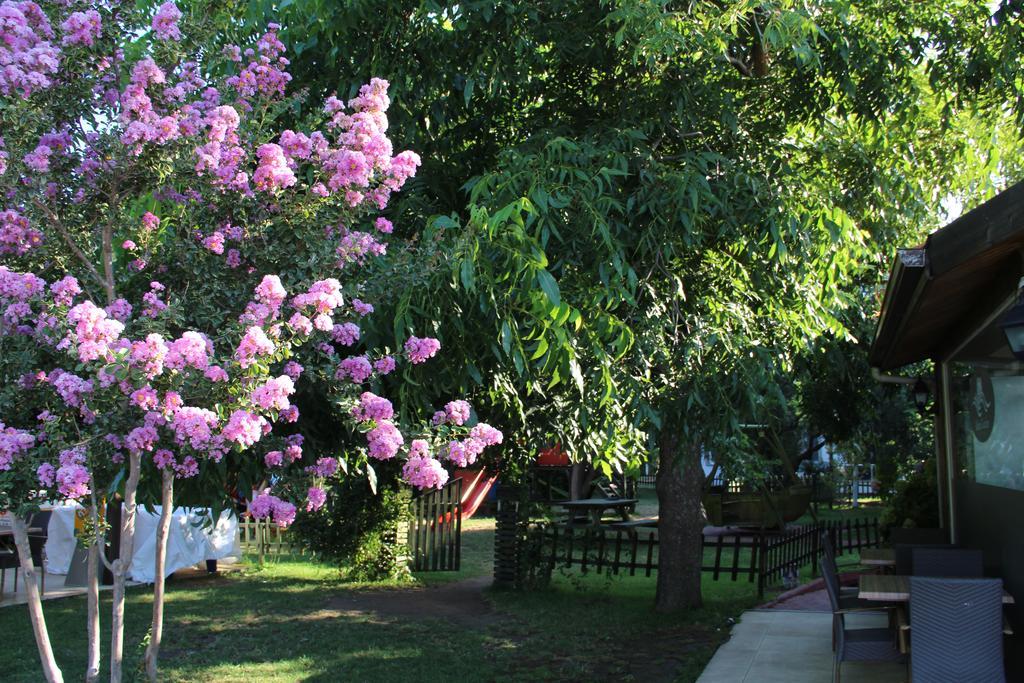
xmin=238 ymin=517 xmax=304 ymax=556
xmin=408 ymin=476 xmax=462 ymax=572
xmin=526 ymin=516 xmax=882 ymax=596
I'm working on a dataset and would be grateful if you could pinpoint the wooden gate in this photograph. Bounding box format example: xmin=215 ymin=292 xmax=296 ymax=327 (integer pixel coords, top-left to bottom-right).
xmin=408 ymin=477 xmax=462 ymax=571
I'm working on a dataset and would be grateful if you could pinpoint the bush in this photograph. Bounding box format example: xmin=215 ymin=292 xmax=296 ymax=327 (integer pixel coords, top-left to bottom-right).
xmin=881 ymin=458 xmax=939 ymax=532
xmin=289 ymin=462 xmax=412 ymax=581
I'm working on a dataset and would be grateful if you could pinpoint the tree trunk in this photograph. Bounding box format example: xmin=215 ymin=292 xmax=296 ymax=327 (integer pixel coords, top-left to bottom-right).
xmin=655 ymin=429 xmax=706 ymax=612
xmin=110 ymin=451 xmax=141 ymax=683
xmin=144 ymin=470 xmax=174 ymax=682
xmin=85 ymin=535 xmax=101 ymax=682
xmin=10 ymin=516 xmax=64 ymax=683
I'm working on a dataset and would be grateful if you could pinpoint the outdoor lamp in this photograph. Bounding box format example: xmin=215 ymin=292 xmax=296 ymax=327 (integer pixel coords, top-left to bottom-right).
xmin=912 ymin=377 xmax=930 ymax=414
xmin=999 ymin=277 xmax=1024 ymax=361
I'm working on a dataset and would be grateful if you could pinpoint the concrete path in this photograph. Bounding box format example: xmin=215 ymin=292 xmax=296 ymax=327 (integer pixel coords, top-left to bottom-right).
xmin=697 ymin=610 xmax=906 ymax=683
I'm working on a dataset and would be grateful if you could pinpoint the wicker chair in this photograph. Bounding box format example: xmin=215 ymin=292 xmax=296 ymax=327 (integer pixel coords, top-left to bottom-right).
xmin=909 ymin=577 xmax=1005 ymax=682
xmin=832 ymin=610 xmax=905 ymax=683
xmin=912 ymin=548 xmax=984 ymax=578
xmin=889 ymin=527 xmax=947 ymax=545
xmin=894 ymin=543 xmax=954 ymax=575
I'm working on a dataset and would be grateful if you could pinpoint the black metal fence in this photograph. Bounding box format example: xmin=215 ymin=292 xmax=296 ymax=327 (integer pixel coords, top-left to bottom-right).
xmin=408 ymin=477 xmax=462 ymax=572
xmin=523 ymin=516 xmax=882 ymax=596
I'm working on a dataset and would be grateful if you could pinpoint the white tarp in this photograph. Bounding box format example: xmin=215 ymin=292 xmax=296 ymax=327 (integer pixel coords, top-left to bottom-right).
xmin=45 ymin=504 xmax=239 ymax=583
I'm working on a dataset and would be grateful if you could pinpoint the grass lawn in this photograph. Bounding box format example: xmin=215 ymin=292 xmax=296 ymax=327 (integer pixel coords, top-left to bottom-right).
xmin=0 ymin=515 xmax=766 ymax=682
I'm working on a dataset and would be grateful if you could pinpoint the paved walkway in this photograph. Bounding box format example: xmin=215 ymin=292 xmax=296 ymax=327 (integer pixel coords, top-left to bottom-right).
xmin=697 ymin=610 xmax=906 ymax=683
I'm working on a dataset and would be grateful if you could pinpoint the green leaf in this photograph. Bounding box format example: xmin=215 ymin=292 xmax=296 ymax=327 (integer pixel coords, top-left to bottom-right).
xmin=536 ymin=269 xmax=561 ymax=307
xmin=500 ymin=320 xmax=512 ymax=354
xmin=366 ymin=464 xmax=377 ymax=495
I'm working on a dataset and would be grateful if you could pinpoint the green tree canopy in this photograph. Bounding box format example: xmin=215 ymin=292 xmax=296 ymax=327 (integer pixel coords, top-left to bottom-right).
xmin=244 ymin=0 xmax=1024 ymax=609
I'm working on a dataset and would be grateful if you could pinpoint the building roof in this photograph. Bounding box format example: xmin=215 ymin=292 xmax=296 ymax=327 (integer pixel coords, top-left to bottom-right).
xmin=869 ymin=179 xmax=1024 ymax=370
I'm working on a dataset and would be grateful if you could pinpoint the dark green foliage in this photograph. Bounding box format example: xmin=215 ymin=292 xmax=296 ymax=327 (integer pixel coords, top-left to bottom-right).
xmin=881 ymin=459 xmax=940 ymax=531
xmin=289 ymin=463 xmax=411 ymax=581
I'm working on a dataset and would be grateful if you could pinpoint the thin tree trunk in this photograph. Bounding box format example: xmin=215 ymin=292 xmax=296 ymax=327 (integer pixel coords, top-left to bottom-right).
xmin=144 ymin=470 xmax=174 ymax=682
xmin=655 ymin=429 xmax=706 ymax=612
xmin=110 ymin=451 xmax=141 ymax=683
xmin=11 ymin=516 xmax=63 ymax=683
xmin=85 ymin=537 xmax=101 ymax=682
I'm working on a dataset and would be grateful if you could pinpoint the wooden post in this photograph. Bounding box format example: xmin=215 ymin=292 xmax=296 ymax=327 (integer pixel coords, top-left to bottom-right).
xmin=492 ymin=484 xmax=521 ymax=588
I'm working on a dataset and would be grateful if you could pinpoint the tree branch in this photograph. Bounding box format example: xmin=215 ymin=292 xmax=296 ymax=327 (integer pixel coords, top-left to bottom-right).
xmin=724 ymin=52 xmax=752 ymax=78
xmin=32 ymin=199 xmax=107 ymax=292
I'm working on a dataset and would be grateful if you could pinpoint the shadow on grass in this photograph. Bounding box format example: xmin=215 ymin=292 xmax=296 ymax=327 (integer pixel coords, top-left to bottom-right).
xmin=0 ymin=514 xmax=759 ymax=683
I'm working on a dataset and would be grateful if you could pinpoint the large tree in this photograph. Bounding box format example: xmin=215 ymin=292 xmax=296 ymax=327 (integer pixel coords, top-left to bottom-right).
xmin=250 ymin=0 xmax=1024 ymax=610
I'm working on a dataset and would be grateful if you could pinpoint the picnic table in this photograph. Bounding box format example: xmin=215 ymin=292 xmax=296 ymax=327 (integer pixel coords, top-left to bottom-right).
xmin=859 ymin=548 xmax=895 ymax=567
xmin=859 ymin=574 xmax=1015 ymax=604
xmin=556 ymin=497 xmax=638 ymax=527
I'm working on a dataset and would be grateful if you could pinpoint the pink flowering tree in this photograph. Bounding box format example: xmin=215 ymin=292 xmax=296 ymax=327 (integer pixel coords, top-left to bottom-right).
xmin=0 ymin=2 xmax=501 ymax=682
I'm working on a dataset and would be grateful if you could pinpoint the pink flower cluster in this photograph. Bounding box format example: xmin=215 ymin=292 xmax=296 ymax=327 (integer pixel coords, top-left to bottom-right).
xmin=444 ymin=423 xmax=503 ymax=467
xmin=351 ymin=391 xmax=393 ymax=422
xmin=331 ymin=322 xmax=359 ymax=346
xmin=0 ymin=209 xmax=43 ymax=256
xmin=67 ymin=301 xmax=124 ymax=361
xmin=305 ymin=486 xmax=327 ymax=512
xmin=0 ymin=1 xmax=60 ymax=98
xmin=0 ymin=422 xmax=35 ymax=471
xmin=292 ymin=278 xmax=344 ymax=315
xmin=165 ymin=331 xmax=212 ymax=371
xmin=221 ymin=409 xmax=269 ymax=448
xmin=235 ymin=325 xmax=275 ymax=368
xmin=253 ymin=143 xmax=296 ymax=191
xmin=195 ymin=105 xmax=248 ymax=191
xmin=141 ymin=281 xmax=167 ymax=318
xmin=307 ymin=456 xmax=338 ymax=477
xmin=169 ymin=406 xmax=219 ymax=451
xmin=336 ymin=230 xmax=386 ymax=267
xmin=55 ymin=446 xmax=90 ymax=499
xmin=151 ymin=2 xmax=182 ymax=41
xmin=404 ymin=335 xmax=440 ymax=364
xmin=443 ymin=400 xmax=471 ymax=426
xmin=226 ymin=25 xmax=291 ymax=100
xmin=374 ymin=356 xmax=396 ymax=375
xmin=250 ymin=489 xmax=297 ymax=528
xmin=336 ymin=355 xmax=372 ymax=383
xmin=250 ymin=375 xmax=294 ymax=411
xmin=367 ymin=421 xmax=403 ymax=460
xmin=60 ymin=9 xmax=101 ymax=47
xmin=49 ymin=275 xmax=80 ymax=306
xmin=402 ymin=452 xmax=449 ymax=490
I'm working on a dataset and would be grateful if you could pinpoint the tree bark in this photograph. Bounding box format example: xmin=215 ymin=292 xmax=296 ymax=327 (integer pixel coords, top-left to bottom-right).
xmin=654 ymin=429 xmax=706 ymax=612
xmin=85 ymin=529 xmax=101 ymax=683
xmin=144 ymin=470 xmax=174 ymax=682
xmin=84 ymin=499 xmax=101 ymax=679
xmin=110 ymin=451 xmax=141 ymax=683
xmin=10 ymin=516 xmax=63 ymax=683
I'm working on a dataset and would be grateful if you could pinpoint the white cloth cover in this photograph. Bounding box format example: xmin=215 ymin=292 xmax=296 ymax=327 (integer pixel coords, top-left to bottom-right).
xmin=45 ymin=504 xmax=240 ymax=582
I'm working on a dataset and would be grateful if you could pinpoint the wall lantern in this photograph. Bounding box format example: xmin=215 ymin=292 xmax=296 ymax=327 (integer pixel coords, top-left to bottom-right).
xmin=999 ymin=277 xmax=1024 ymax=361
xmin=912 ymin=377 xmax=931 ymax=414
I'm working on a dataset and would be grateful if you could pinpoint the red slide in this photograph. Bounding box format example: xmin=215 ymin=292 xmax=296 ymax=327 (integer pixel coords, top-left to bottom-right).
xmin=451 ymin=467 xmax=497 ymax=520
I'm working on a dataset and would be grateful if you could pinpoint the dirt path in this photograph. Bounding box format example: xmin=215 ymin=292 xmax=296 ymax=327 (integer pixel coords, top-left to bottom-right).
xmin=325 ymin=575 xmax=500 ymax=627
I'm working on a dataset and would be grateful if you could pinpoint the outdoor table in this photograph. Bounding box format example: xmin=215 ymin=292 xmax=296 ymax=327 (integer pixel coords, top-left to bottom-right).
xmin=859 ymin=574 xmax=1015 ymax=604
xmin=859 ymin=548 xmax=895 ymax=567
xmin=556 ymin=497 xmax=638 ymax=527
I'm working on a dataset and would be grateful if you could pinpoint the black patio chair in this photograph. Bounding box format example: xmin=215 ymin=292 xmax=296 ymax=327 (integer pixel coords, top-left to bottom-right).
xmin=823 ymin=551 xmax=891 ymax=614
xmin=909 ymin=576 xmax=1005 ymax=682
xmin=889 ymin=526 xmax=947 ymax=545
xmin=819 ymin=530 xmax=857 ymax=597
xmin=832 ymin=610 xmax=905 ymax=683
xmin=912 ymin=547 xmax=984 ymax=578
xmin=893 ymin=543 xmax=954 ymax=575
